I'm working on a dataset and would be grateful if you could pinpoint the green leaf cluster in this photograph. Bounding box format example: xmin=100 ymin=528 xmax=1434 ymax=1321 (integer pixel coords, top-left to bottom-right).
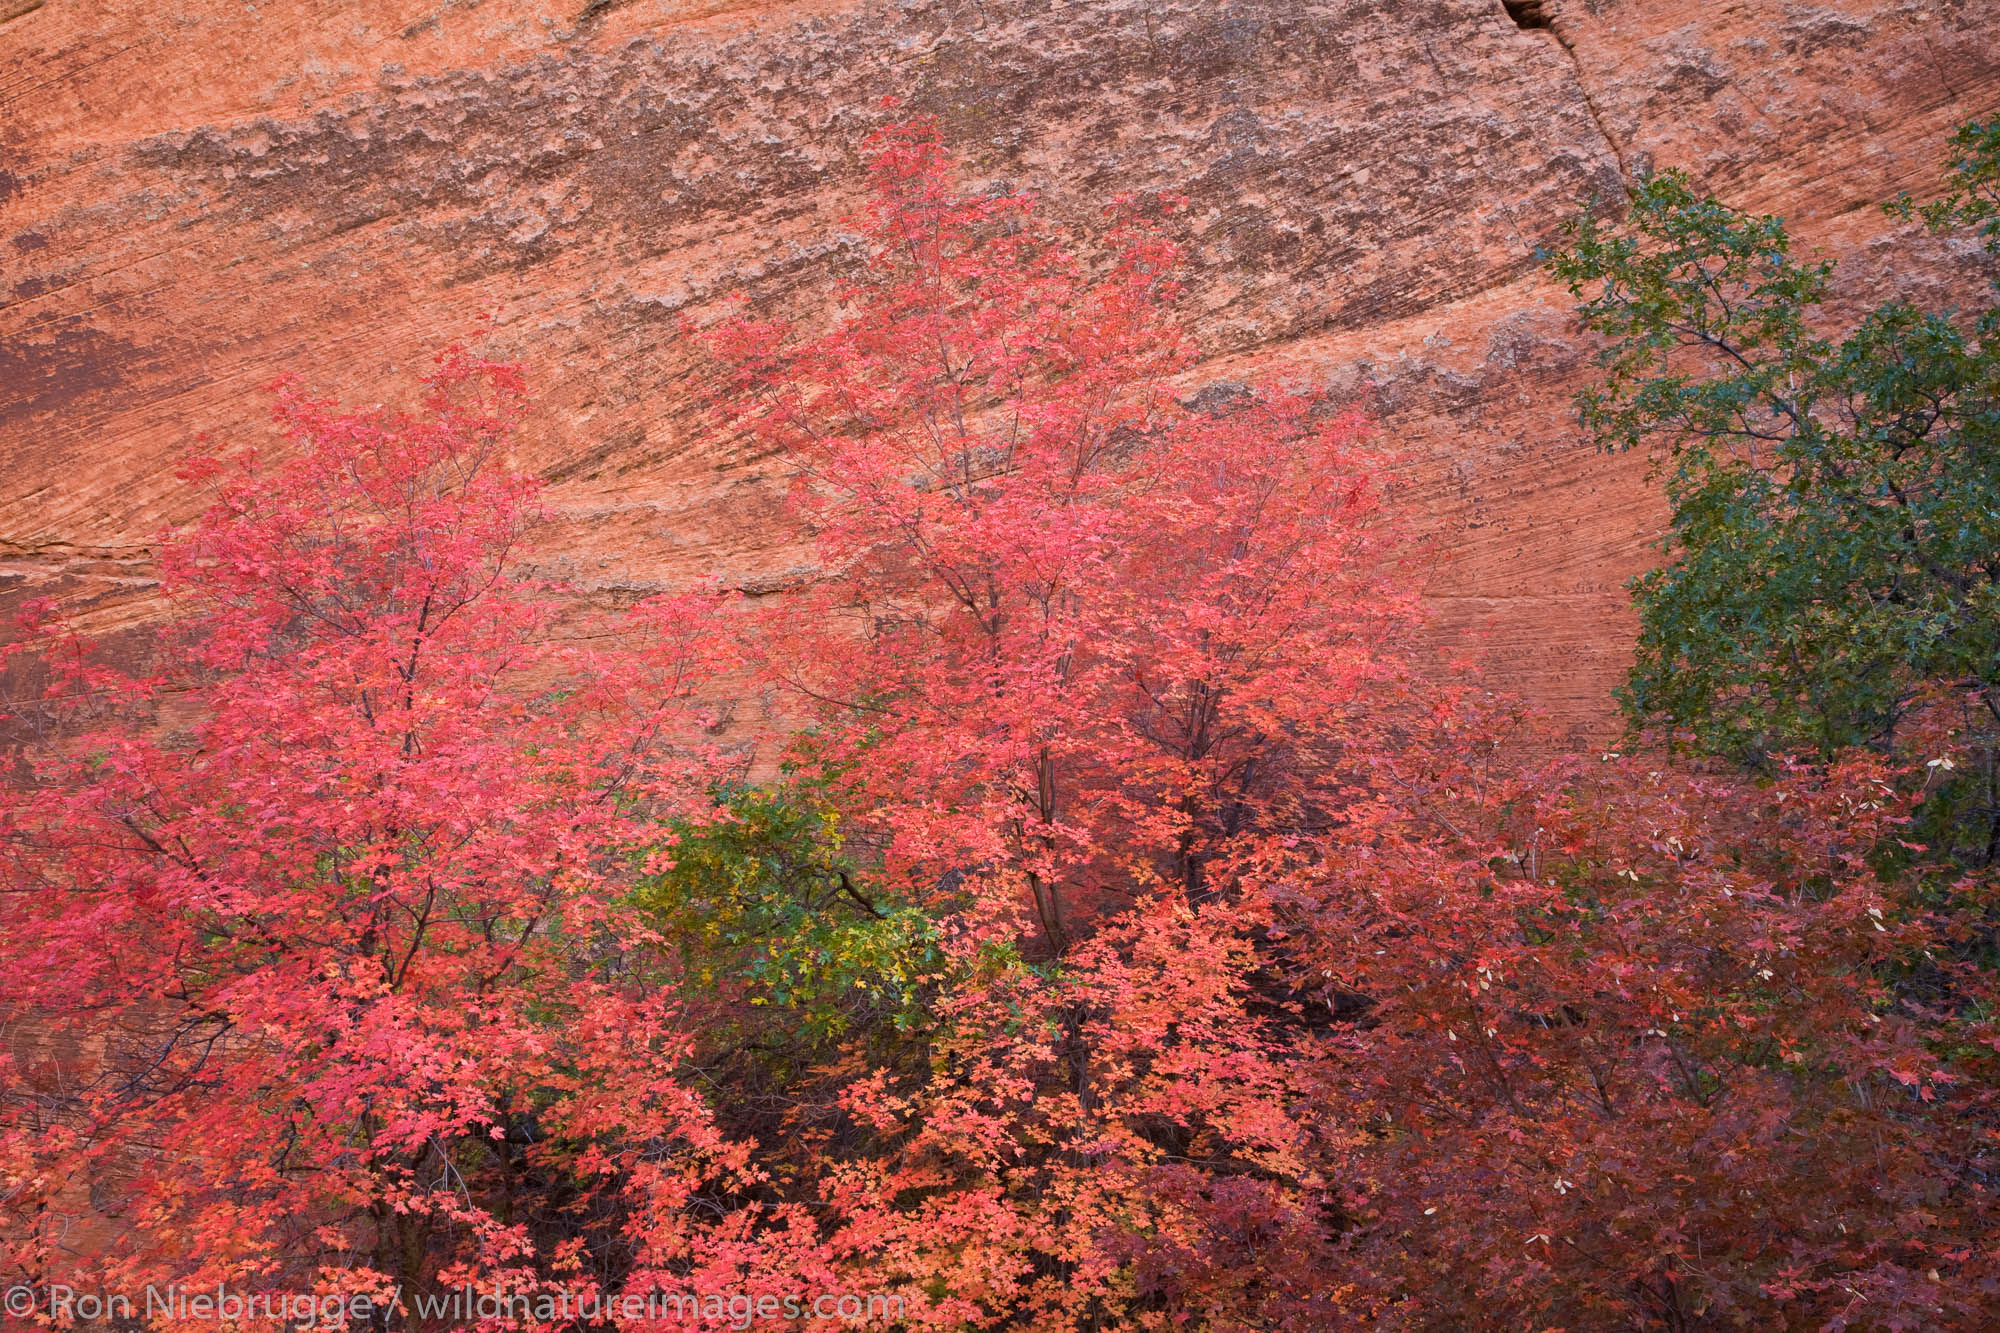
xmin=632 ymin=783 xmax=941 ymax=1046
xmin=1547 ymin=127 xmax=2000 ymax=829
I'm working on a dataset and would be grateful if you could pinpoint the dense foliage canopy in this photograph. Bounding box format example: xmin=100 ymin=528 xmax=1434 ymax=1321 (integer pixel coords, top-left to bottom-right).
xmin=3 ymin=119 xmax=1997 ymax=1331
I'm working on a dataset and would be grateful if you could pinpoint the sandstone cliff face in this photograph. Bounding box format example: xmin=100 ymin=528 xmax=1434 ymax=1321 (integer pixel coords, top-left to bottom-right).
xmin=3 ymin=0 xmax=1996 ymax=739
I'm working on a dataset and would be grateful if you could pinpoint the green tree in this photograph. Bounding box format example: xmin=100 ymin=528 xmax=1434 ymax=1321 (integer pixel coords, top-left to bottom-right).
xmin=631 ymin=781 xmax=940 ymax=1050
xmin=1550 ymin=121 xmax=2000 ymax=862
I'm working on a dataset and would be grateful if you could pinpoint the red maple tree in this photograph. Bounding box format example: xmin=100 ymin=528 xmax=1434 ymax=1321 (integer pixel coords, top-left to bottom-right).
xmin=1297 ymin=739 xmax=2000 ymax=1329
xmin=0 ymin=351 xmax=828 ymax=1320
xmin=695 ymin=115 xmax=1420 ymax=1328
xmin=700 ymin=117 xmax=1415 ymax=956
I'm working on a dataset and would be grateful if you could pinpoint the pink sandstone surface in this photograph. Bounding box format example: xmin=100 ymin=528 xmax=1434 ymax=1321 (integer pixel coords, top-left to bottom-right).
xmin=2 ymin=0 xmax=1996 ymax=740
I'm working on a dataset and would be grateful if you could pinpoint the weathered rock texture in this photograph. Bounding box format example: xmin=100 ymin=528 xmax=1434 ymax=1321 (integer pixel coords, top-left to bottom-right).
xmin=3 ymin=0 xmax=1997 ymax=739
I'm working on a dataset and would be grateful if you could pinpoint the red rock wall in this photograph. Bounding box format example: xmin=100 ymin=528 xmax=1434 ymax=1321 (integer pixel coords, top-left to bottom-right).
xmin=3 ymin=0 xmax=1996 ymax=740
